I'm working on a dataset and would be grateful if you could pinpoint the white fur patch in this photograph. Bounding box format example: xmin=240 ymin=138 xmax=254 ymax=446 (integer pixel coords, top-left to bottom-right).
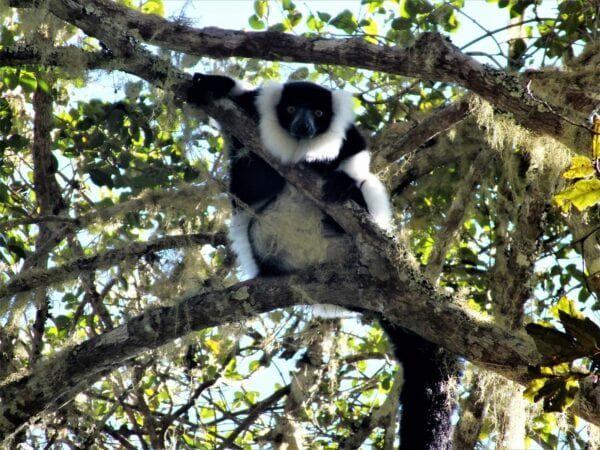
xmin=304 ymin=89 xmax=355 ymax=163
xmin=339 ymin=150 xmax=393 ymax=231
xmin=229 ymin=211 xmax=259 ymax=278
xmin=330 ymin=90 xmax=355 ymax=140
xmin=361 ymin=175 xmax=393 ymax=231
xmin=255 ymin=82 xmax=356 ymax=164
xmin=249 ymin=185 xmax=352 ymax=272
xmin=338 ymin=150 xmax=371 ymax=181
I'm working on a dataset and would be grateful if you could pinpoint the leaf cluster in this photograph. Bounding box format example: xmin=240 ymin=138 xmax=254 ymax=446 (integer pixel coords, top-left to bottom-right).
xmin=526 ymin=298 xmax=600 ymax=412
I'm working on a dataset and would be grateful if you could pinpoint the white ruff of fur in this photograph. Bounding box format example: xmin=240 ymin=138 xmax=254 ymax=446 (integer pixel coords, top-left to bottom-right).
xmin=256 ymin=82 xmax=355 ymax=164
xmin=229 ymin=211 xmax=259 ymax=278
xmin=339 ymin=150 xmax=393 ymax=232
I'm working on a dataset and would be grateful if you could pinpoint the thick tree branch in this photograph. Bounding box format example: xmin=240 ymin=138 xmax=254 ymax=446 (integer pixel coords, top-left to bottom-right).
xmin=28 ymin=83 xmax=64 ymax=366
xmin=14 ymin=0 xmax=593 ymax=150
xmin=0 ymin=272 xmax=538 ymax=440
xmin=6 ymin=0 xmax=590 ymax=152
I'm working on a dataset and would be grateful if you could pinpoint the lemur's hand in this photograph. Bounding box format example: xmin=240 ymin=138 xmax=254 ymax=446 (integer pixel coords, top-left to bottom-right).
xmin=187 ymin=74 xmax=236 ymax=105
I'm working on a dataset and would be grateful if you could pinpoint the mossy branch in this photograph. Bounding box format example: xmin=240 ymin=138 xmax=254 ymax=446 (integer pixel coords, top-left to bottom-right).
xmin=11 ymin=0 xmax=594 ymax=149
xmin=0 ymin=271 xmax=537 ymax=440
xmin=0 ymin=233 xmax=226 ymax=303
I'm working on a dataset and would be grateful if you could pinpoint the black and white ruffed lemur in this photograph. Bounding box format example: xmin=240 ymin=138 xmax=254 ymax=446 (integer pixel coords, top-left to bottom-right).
xmin=188 ymin=73 xmax=457 ymax=449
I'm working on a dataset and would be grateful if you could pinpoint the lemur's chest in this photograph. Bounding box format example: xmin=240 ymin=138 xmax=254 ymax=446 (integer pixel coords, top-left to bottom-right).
xmin=248 ymin=184 xmax=353 ymax=273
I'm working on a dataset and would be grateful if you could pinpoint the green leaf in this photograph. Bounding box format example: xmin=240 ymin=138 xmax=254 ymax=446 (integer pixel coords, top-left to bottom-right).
xmin=19 ymin=72 xmax=37 ymax=93
xmin=330 ymin=9 xmax=358 ymax=34
xmin=524 ymin=377 xmax=547 ymax=401
xmin=0 ymin=183 xmax=8 ymax=203
xmin=268 ymin=23 xmax=287 ymax=32
xmin=141 ymin=0 xmax=164 ymax=16
xmin=288 ymin=67 xmax=309 ymax=80
xmin=4 ymin=71 xmax=18 ymax=90
xmin=549 ymin=296 xmax=585 ymax=320
xmin=107 ymin=107 xmax=125 ymax=133
xmin=281 ymin=0 xmax=295 ymax=10
xmin=361 ymin=18 xmax=378 ymax=35
xmin=37 ymin=79 xmax=50 ymax=93
xmin=562 ymin=155 xmax=595 ymax=179
xmin=400 ymin=0 xmax=432 ymax=18
xmin=306 ymin=14 xmax=322 ymax=31
xmin=525 ymin=323 xmax=576 ymax=364
xmin=248 ymin=14 xmax=266 ymax=30
xmin=53 ymin=315 xmax=72 ymax=334
xmin=391 ymin=17 xmax=412 ymax=30
xmin=558 ymin=310 xmax=600 ymax=353
xmin=182 ymin=433 xmax=198 ymax=447
xmin=7 ymin=242 xmax=26 ymax=261
xmin=254 ymin=0 xmax=267 ymax=18
xmin=0 ymin=26 xmax=15 ymax=47
xmin=0 ymin=98 xmax=13 ymax=134
xmin=317 ymin=11 xmax=331 ymax=22
xmin=534 ymin=377 xmax=578 ymax=412
xmin=88 ymin=168 xmax=114 ymax=187
xmin=286 ymin=10 xmax=302 ymax=28
xmin=553 ymin=179 xmax=600 ymax=212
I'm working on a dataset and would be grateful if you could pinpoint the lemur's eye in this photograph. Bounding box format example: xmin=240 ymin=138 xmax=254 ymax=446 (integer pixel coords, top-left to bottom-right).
xmin=286 ymin=106 xmax=296 ymax=114
xmin=314 ymin=110 xmax=323 ymax=118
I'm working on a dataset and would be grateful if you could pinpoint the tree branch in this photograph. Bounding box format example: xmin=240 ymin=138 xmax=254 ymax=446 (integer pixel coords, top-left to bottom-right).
xmin=377 ymin=98 xmax=472 ymax=164
xmin=0 ymin=232 xmax=226 ymax=302
xmin=14 ymin=0 xmax=593 ymax=149
xmin=424 ymin=149 xmax=494 ymax=281
xmin=6 ymin=0 xmax=590 ymax=152
xmin=0 ymin=45 xmax=110 ymax=72
xmin=0 ymin=271 xmax=538 ymax=440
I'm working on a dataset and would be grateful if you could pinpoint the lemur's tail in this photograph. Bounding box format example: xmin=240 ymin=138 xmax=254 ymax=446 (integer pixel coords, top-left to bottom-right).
xmin=380 ymin=321 xmax=459 ymax=450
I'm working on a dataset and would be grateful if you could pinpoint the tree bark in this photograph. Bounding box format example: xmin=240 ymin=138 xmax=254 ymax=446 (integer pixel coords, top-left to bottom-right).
xmin=0 ymin=271 xmax=538 ymax=440
xmin=10 ymin=0 xmax=594 ymax=151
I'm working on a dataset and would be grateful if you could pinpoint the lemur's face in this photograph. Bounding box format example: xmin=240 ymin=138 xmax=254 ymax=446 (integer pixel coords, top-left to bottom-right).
xmin=276 ymin=82 xmax=334 ymax=140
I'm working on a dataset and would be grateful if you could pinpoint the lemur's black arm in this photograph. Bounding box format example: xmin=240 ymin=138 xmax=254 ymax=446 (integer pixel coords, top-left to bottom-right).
xmin=188 ymin=74 xmax=284 ymax=209
xmin=188 ymin=74 xmax=259 ymax=117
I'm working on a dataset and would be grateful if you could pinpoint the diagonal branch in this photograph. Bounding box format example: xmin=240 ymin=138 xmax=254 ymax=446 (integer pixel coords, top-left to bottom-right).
xmin=378 ymin=98 xmax=472 ymax=164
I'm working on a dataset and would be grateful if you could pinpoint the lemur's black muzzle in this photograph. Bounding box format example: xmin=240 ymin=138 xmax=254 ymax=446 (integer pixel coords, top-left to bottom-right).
xmin=290 ymin=108 xmax=317 ymax=139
